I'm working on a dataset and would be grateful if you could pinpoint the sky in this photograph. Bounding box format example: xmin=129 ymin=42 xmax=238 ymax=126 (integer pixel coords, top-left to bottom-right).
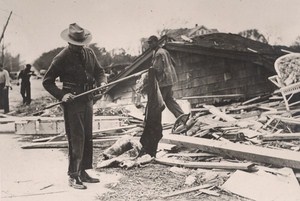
xmin=0 ymin=0 xmax=300 ymax=64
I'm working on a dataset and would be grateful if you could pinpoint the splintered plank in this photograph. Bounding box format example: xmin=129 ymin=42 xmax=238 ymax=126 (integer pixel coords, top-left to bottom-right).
xmin=92 ymin=125 xmax=137 ymax=135
xmin=258 ymin=133 xmax=300 ymax=141
xmin=181 ymin=94 xmax=244 ymax=100
xmin=161 ymin=134 xmax=300 ymax=169
xmin=203 ymin=105 xmax=263 ymax=129
xmin=21 ymin=138 xmax=117 ymax=149
xmin=161 ymin=184 xmax=212 ymax=198
xmin=155 ymin=157 xmax=255 ymax=170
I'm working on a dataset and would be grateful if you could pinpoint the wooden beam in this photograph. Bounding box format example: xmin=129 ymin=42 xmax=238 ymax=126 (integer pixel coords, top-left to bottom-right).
xmin=165 ymin=153 xmax=216 ymax=158
xmin=203 ymin=105 xmax=263 ymax=129
xmin=270 ymin=115 xmax=300 ymax=125
xmin=258 ymin=133 xmax=300 ymax=141
xmin=182 ymin=94 xmax=244 ymax=100
xmin=31 ymin=125 xmax=135 ymax=142
xmin=21 ymin=138 xmax=117 ymax=149
xmin=203 ymin=105 xmax=236 ymax=122
xmin=93 ymin=125 xmax=137 ymax=135
xmin=161 ymin=134 xmax=300 ymax=169
xmin=155 ymin=157 xmax=255 ymax=170
xmin=161 ymin=184 xmax=212 ymax=198
xmin=0 ymin=115 xmax=128 ymax=123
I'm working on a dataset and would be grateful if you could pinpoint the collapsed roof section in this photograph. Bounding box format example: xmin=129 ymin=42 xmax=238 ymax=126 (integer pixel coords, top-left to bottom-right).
xmin=106 ymin=33 xmax=292 ymax=92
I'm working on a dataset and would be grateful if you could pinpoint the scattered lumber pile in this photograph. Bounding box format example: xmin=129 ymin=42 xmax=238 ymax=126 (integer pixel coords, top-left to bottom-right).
xmin=96 ymin=94 xmax=300 ymax=199
xmin=8 ymin=93 xmax=300 ymax=200
xmin=155 ymin=95 xmax=300 ymax=200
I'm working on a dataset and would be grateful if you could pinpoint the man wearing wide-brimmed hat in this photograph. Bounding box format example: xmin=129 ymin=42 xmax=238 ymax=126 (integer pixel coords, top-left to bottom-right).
xmin=43 ymin=23 xmax=107 ymax=190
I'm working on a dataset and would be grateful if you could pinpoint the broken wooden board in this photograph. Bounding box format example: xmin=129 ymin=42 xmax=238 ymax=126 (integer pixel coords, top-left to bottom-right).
xmin=13 ymin=116 xmax=126 ymax=135
xmin=181 ymin=94 xmax=245 ymax=100
xmin=196 ymin=188 xmax=220 ymax=197
xmin=295 ymin=172 xmax=300 ymax=183
xmin=203 ymin=105 xmax=263 ymax=129
xmin=258 ymin=133 xmax=300 ymax=141
xmin=165 ymin=153 xmax=216 ymax=158
xmin=21 ymin=138 xmax=118 ymax=149
xmin=160 ymin=183 xmax=212 ymax=198
xmin=221 ymin=169 xmax=300 ymax=201
xmin=92 ymin=125 xmax=137 ymax=135
xmin=239 ymin=128 xmax=262 ymax=138
xmin=157 ymin=143 xmax=177 ymax=151
xmin=242 ymin=96 xmax=262 ymax=105
xmin=33 ymin=125 xmax=138 ymax=143
xmin=270 ymin=115 xmax=300 ymax=125
xmin=161 ymin=134 xmax=300 ymax=169
xmin=15 ymin=119 xmax=65 ymax=135
xmin=155 ymin=157 xmax=255 ymax=170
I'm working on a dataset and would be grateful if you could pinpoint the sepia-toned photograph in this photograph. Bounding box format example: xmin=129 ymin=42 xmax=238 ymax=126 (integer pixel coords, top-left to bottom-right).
xmin=0 ymin=0 xmax=300 ymax=200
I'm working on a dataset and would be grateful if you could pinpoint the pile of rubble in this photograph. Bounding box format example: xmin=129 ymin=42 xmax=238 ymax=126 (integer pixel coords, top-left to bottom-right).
xmin=10 ymin=92 xmax=300 ymax=200
xmin=96 ymin=94 xmax=300 ymax=200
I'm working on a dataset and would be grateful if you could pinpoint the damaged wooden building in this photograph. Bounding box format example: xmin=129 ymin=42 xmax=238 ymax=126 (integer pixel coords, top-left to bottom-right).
xmin=105 ymin=32 xmax=289 ymax=108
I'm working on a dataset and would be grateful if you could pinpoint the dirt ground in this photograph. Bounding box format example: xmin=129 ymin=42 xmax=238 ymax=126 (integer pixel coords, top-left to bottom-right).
xmin=0 ymin=79 xmax=124 ymax=201
xmin=0 ymin=78 xmax=252 ymax=201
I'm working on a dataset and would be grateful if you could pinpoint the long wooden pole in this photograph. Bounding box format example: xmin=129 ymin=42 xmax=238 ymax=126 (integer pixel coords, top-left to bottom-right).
xmin=43 ymin=69 xmax=148 ymax=110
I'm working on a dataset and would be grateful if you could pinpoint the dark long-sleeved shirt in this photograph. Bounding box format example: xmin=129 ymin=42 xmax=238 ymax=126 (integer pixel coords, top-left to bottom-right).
xmin=152 ymin=47 xmax=178 ymax=87
xmin=43 ymin=46 xmax=107 ymax=101
xmin=18 ymin=69 xmax=35 ymax=84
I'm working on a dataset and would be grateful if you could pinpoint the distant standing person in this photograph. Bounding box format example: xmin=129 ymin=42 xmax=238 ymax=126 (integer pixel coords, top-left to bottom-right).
xmin=0 ymin=63 xmax=11 ymax=113
xmin=147 ymin=35 xmax=184 ymax=118
xmin=43 ymin=23 xmax=107 ymax=190
xmin=17 ymin=64 xmax=35 ymax=105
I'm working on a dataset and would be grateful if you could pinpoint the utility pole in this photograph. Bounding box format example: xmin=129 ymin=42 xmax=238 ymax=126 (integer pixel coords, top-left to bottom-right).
xmin=1 ymin=43 xmax=4 ymax=65
xmin=0 ymin=11 xmax=13 ymax=45
xmin=0 ymin=11 xmax=12 ymax=66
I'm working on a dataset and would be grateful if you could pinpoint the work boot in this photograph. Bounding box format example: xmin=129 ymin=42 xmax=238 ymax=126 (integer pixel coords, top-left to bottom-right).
xmin=68 ymin=176 xmax=87 ymax=189
xmin=80 ymin=170 xmax=100 ymax=183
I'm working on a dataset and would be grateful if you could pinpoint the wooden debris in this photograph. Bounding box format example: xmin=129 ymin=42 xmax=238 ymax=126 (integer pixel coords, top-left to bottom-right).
xmin=270 ymin=115 xmax=300 ymax=124
xmin=161 ymin=134 xmax=300 ymax=169
xmin=242 ymin=95 xmax=262 ymax=105
xmin=0 ymin=115 xmax=128 ymax=135
xmin=203 ymin=105 xmax=263 ymax=129
xmin=239 ymin=128 xmax=262 ymax=138
xmin=258 ymin=133 xmax=300 ymax=141
xmin=181 ymin=94 xmax=245 ymax=100
xmin=160 ymin=183 xmax=213 ymax=198
xmin=221 ymin=169 xmax=300 ymax=201
xmin=165 ymin=153 xmax=216 ymax=158
xmin=155 ymin=157 xmax=255 ymax=170
xmin=93 ymin=125 xmax=137 ymax=135
xmin=295 ymin=172 xmax=300 ymax=182
xmin=21 ymin=138 xmax=118 ymax=149
xmin=32 ymin=133 xmax=66 ymax=143
xmin=196 ymin=188 xmax=220 ymax=196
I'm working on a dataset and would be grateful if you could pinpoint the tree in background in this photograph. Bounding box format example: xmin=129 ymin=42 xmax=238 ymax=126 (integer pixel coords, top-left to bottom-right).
xmin=2 ymin=52 xmax=22 ymax=72
xmin=88 ymin=43 xmax=112 ymax=67
xmin=33 ymin=47 xmax=64 ymax=72
xmin=290 ymin=36 xmax=300 ymax=52
xmin=33 ymin=43 xmax=136 ymax=73
xmin=110 ymin=47 xmax=135 ymax=65
xmin=238 ymin=29 xmax=268 ymax=44
xmin=0 ymin=49 xmax=22 ymax=79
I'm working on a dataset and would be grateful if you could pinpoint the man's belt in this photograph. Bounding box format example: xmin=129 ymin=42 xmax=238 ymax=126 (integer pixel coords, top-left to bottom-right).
xmin=63 ymin=82 xmax=92 ymax=91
